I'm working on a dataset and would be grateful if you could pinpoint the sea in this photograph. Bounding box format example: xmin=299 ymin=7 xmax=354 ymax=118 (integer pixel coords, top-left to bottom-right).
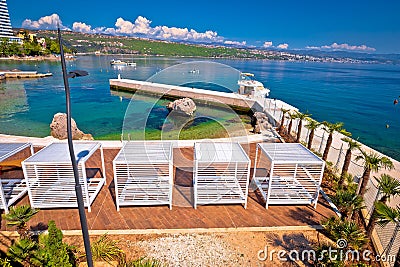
xmin=0 ymin=56 xmax=399 ymax=160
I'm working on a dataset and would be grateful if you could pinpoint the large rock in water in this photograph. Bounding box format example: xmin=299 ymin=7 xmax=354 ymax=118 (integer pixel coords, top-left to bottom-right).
xmin=166 ymin=98 xmax=196 ymax=116
xmin=50 ymin=113 xmax=93 ymax=140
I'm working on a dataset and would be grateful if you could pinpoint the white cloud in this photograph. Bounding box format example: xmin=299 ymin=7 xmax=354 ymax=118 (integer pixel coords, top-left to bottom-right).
xmin=22 ymin=14 xmax=240 ymax=44
xmin=277 ymin=43 xmax=289 ymax=49
xmin=109 ymin=16 xmax=223 ymax=43
xmin=22 ymin=14 xmax=69 ymax=30
xmin=263 ymin=41 xmax=273 ymax=48
xmin=224 ymin=40 xmax=246 ymax=46
xmin=306 ymin=42 xmax=376 ymax=52
xmin=73 ymin=22 xmax=93 ymax=33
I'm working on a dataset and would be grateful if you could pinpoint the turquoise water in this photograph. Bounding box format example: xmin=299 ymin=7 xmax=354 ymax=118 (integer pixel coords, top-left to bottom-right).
xmin=0 ymin=56 xmax=399 ymax=160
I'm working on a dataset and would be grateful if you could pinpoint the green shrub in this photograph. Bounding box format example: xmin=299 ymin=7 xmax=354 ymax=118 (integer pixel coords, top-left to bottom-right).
xmin=322 ymin=217 xmax=368 ymax=250
xmin=91 ymin=234 xmax=125 ymax=265
xmin=7 ymin=238 xmax=40 ymax=266
xmin=0 ymin=257 xmax=12 ymax=267
xmin=36 ymin=220 xmax=75 ymax=267
xmin=126 ymin=258 xmax=162 ymax=267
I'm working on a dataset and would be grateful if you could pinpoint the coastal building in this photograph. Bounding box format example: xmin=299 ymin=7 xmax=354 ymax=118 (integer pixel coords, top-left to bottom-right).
xmin=0 ymin=0 xmax=21 ymax=42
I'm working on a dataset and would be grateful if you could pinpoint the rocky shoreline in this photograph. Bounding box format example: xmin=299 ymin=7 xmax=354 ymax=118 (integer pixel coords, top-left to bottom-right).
xmin=0 ymin=55 xmax=75 ymax=61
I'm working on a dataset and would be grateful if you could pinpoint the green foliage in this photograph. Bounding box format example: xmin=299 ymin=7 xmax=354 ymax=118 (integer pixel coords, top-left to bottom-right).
xmin=375 ymin=174 xmax=400 ymax=203
xmin=322 ymin=161 xmax=340 ymax=188
xmin=2 ymin=205 xmax=39 ymax=238
xmin=7 ymin=238 xmax=40 ymax=267
xmin=0 ymin=36 xmax=72 ymax=57
xmin=356 ymin=150 xmax=394 ymax=173
xmin=331 ymin=189 xmax=364 ymax=220
xmin=374 ymin=202 xmax=400 ymax=227
xmin=125 ymin=258 xmax=162 ymax=267
xmin=36 ymin=220 xmax=75 ymax=267
xmin=22 ymin=41 xmax=42 ymax=56
xmin=312 ymin=243 xmax=346 ymax=267
xmin=0 ymin=257 xmax=12 ymax=267
xmin=91 ymin=234 xmax=125 ymax=265
xmin=322 ymin=217 xmax=368 ymax=250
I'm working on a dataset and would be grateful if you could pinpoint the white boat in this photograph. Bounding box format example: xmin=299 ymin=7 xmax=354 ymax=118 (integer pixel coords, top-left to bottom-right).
xmin=238 ymin=72 xmax=270 ymax=98
xmin=110 ymin=59 xmax=137 ymax=67
xmin=110 ymin=59 xmax=127 ymax=66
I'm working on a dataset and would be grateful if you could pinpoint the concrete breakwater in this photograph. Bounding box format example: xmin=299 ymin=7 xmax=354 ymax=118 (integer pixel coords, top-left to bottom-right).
xmin=110 ymin=78 xmax=262 ymax=113
xmin=0 ymin=71 xmax=52 ymax=79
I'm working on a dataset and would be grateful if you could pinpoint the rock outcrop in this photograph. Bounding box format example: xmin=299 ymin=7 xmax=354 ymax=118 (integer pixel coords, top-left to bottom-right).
xmin=167 ymin=98 xmax=196 ymax=116
xmin=50 ymin=113 xmax=93 ymax=140
xmin=251 ymin=112 xmax=272 ymax=134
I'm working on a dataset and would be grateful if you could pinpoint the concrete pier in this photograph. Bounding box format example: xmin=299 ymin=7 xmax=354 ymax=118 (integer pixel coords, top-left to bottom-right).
xmin=110 ymin=78 xmax=262 ymax=112
xmin=0 ymin=71 xmax=52 ymax=79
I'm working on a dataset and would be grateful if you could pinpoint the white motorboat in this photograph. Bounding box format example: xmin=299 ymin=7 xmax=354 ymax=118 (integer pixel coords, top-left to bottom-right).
xmin=238 ymin=72 xmax=270 ymax=98
xmin=110 ymin=59 xmax=137 ymax=67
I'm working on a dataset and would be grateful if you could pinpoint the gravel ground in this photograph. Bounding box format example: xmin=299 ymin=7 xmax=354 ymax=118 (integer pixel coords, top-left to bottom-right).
xmin=137 ymin=233 xmax=245 ymax=267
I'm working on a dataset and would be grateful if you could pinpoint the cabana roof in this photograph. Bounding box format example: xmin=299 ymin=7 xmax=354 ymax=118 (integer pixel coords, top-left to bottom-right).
xmin=23 ymin=142 xmax=99 ymax=164
xmin=195 ymin=142 xmax=249 ymax=163
xmin=0 ymin=143 xmax=31 ymax=161
xmin=114 ymin=142 xmax=172 ymax=163
xmin=258 ymin=143 xmax=323 ymax=164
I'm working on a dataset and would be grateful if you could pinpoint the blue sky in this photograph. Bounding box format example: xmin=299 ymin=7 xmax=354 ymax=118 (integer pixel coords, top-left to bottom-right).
xmin=8 ymin=0 xmax=400 ymax=53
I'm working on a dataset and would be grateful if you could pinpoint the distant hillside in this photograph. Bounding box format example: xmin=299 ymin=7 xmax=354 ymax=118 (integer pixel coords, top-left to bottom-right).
xmin=26 ymin=30 xmax=400 ymax=64
xmin=35 ymin=30 xmax=263 ymax=59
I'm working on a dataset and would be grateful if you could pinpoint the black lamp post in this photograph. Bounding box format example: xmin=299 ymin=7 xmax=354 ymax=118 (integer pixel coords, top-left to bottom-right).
xmin=58 ymin=27 xmax=93 ymax=267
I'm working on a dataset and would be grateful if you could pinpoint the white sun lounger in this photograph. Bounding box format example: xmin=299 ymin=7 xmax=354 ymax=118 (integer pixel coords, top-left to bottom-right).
xmin=193 ymin=142 xmax=251 ymax=209
xmin=22 ymin=142 xmax=106 ymax=212
xmin=0 ymin=143 xmax=33 ymax=213
xmin=113 ymin=141 xmax=173 ymax=210
xmin=252 ymin=143 xmax=325 ymax=209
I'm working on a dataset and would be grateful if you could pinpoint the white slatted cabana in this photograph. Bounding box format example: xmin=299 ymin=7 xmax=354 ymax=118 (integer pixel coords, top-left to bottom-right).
xmin=113 ymin=142 xmax=173 ymax=210
xmin=0 ymin=143 xmax=33 ymax=213
xmin=193 ymin=142 xmax=250 ymax=209
xmin=22 ymin=142 xmax=106 ymax=212
xmin=252 ymin=143 xmax=325 ymax=209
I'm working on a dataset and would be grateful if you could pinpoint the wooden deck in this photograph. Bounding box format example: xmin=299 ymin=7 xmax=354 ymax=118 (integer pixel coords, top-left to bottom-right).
xmin=1 ymin=143 xmax=336 ymax=231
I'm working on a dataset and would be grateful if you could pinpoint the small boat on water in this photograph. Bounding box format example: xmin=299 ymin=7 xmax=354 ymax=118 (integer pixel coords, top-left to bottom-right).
xmin=110 ymin=59 xmax=136 ymax=67
xmin=238 ymin=72 xmax=270 ymax=98
xmin=188 ymin=69 xmax=200 ymax=74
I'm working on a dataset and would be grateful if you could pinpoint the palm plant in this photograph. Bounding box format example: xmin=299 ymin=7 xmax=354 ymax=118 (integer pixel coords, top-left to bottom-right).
xmin=7 ymin=238 xmax=39 ymax=267
xmin=294 ymin=111 xmax=311 ymax=142
xmin=374 ymin=202 xmax=400 ymax=267
xmin=287 ymin=112 xmax=297 ymax=137
xmin=339 ymin=137 xmax=361 ymax=186
xmin=355 ymin=150 xmax=394 ymax=198
xmin=279 ymin=108 xmax=290 ymax=133
xmin=376 ymin=174 xmax=400 ymax=204
xmin=323 ymin=217 xmax=368 ymax=250
xmin=367 ymin=174 xmax=400 ymax=237
xmin=305 ymin=118 xmax=321 ymax=150
xmin=331 ymin=189 xmax=364 ymax=220
xmin=322 ymin=121 xmax=350 ymax=161
xmin=2 ymin=205 xmax=39 ymax=238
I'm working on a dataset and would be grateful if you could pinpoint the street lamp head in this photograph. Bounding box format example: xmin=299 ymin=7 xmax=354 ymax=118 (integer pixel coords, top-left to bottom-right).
xmin=67 ymin=70 xmax=89 ymax=78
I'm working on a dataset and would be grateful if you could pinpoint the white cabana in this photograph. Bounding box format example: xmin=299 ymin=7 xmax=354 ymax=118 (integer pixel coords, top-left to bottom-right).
xmin=113 ymin=142 xmax=173 ymax=210
xmin=193 ymin=142 xmax=250 ymax=209
xmin=252 ymin=143 xmax=325 ymax=209
xmin=0 ymin=143 xmax=33 ymax=213
xmin=22 ymin=142 xmax=106 ymax=212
